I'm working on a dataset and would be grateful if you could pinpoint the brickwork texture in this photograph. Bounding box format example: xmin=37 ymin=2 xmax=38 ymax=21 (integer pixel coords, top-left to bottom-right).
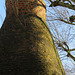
xmin=6 ymin=0 xmax=46 ymax=21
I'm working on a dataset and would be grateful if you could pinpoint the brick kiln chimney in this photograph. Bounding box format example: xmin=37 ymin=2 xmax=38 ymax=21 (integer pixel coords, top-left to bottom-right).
xmin=0 ymin=0 xmax=65 ymax=75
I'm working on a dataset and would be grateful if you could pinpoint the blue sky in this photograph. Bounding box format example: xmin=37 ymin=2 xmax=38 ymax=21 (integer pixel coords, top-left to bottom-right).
xmin=0 ymin=0 xmax=6 ymax=28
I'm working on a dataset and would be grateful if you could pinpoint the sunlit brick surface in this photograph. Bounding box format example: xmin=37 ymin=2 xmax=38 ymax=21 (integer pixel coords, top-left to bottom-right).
xmin=6 ymin=0 xmax=46 ymax=21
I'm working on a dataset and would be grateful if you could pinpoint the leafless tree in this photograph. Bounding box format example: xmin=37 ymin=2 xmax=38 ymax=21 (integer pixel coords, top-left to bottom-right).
xmin=45 ymin=0 xmax=75 ymax=74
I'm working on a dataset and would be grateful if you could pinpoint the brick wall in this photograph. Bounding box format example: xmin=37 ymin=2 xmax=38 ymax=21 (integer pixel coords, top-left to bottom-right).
xmin=6 ymin=0 xmax=46 ymax=21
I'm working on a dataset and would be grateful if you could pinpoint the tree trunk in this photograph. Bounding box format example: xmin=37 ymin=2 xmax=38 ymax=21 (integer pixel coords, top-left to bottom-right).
xmin=0 ymin=0 xmax=65 ymax=75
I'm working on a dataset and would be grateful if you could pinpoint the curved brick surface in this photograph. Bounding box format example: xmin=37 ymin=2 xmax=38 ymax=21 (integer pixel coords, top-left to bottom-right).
xmin=6 ymin=0 xmax=46 ymax=21
xmin=1 ymin=0 xmax=65 ymax=75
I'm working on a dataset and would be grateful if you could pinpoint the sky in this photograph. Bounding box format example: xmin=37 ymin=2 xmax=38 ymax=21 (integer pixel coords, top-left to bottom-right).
xmin=0 ymin=0 xmax=6 ymax=28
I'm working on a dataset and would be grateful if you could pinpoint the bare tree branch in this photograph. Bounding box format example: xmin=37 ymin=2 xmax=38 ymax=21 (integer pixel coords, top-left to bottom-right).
xmin=49 ymin=1 xmax=75 ymax=10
